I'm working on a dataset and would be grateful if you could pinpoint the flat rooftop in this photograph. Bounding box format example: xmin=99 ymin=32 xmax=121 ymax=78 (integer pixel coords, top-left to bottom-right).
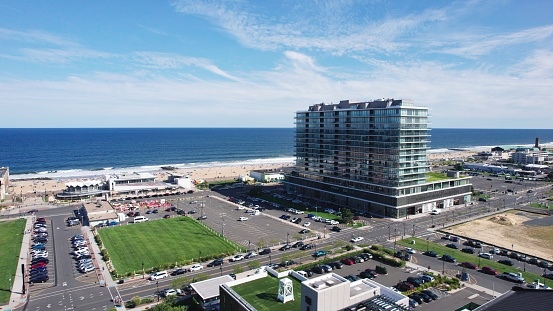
xmin=304 ymin=273 xmax=347 ymax=292
xmin=231 ymin=275 xmax=302 ymax=311
xmin=349 ymin=279 xmax=378 ymax=298
xmin=191 ymin=275 xmax=234 ymax=301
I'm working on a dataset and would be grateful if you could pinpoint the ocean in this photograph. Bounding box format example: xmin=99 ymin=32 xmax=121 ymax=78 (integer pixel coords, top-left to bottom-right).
xmin=1 ymin=128 xmax=552 ymax=179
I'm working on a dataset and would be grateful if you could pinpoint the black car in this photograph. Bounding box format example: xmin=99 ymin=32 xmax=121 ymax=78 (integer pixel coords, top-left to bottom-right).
xmin=359 ymin=271 xmax=375 ymax=279
xmin=31 ymin=258 xmax=49 ymax=265
xmin=171 ymin=268 xmax=188 ymax=276
xmin=442 ymin=255 xmax=456 ymax=263
xmin=328 ymin=262 xmax=344 ymax=269
xmin=359 ymin=253 xmax=372 ymax=261
xmin=292 ymin=241 xmax=304 ymax=248
xmin=280 ymin=260 xmax=296 ymax=268
xmin=279 ymin=244 xmax=292 ymax=251
xmin=409 ymin=294 xmax=424 ymax=304
xmin=197 ymin=215 xmax=207 ymax=220
xmin=417 ymin=291 xmax=433 ymax=303
xmin=312 ymin=266 xmax=325 ymax=274
xmin=33 ymin=237 xmax=48 ymax=243
xmin=445 ymin=243 xmax=458 ymax=249
xmin=509 ymin=252 xmax=520 ymax=260
xmin=421 ymin=290 xmax=438 ymax=300
xmin=423 ymin=251 xmax=439 ymax=257
xmin=406 ymin=276 xmax=423 ymax=287
xmin=331 ymin=226 xmax=341 ymax=232
xmin=498 ymin=259 xmax=514 ymax=266
xmin=30 ymin=275 xmax=49 ymax=283
xmin=259 ymin=248 xmax=271 ymax=255
xmin=299 ymin=229 xmax=310 ymax=234
xmin=300 ymin=243 xmax=314 ymax=250
xmin=461 ymin=247 xmax=475 ymax=254
xmin=152 ymin=209 xmax=159 ymax=213
xmin=188 ymin=210 xmax=197 ymax=214
xmin=207 ymin=258 xmax=224 ymax=267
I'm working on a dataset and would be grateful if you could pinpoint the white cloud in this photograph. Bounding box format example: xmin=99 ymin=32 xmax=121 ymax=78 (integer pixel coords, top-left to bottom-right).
xmin=0 ymin=28 xmax=79 ymax=47
xmin=133 ymin=52 xmax=241 ymax=81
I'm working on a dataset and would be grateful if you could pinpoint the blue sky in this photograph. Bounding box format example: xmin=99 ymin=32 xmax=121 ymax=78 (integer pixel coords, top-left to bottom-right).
xmin=1 ymin=0 xmax=552 ymax=128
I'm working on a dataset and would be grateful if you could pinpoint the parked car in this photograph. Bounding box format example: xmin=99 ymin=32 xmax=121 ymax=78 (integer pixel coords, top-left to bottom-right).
xmin=300 ymin=243 xmax=314 ymax=250
xmin=189 ymin=264 xmax=203 ymax=272
xmin=238 ymin=217 xmax=249 ymax=221
xmin=207 ymin=259 xmax=224 ymax=267
xmin=292 ymin=241 xmax=304 ymax=248
xmin=313 ymin=251 xmax=328 ymax=258
xmin=421 ymin=290 xmax=438 ymax=300
xmin=478 ymin=252 xmax=493 ymax=259
xmin=502 ymin=272 xmax=525 ymax=283
xmin=460 ymin=262 xmax=478 ymax=270
xmin=331 ymin=226 xmax=341 ymax=232
xmin=359 ymin=253 xmax=373 ymax=261
xmin=329 ymin=262 xmax=344 ymax=269
xmin=424 ymin=251 xmax=439 ymax=257
xmin=299 ymin=229 xmax=310 ymax=234
xmin=259 ymin=248 xmax=271 ymax=255
xmin=341 ymin=258 xmax=355 ymax=265
xmin=498 ymin=259 xmax=514 ymax=266
xmin=244 ymin=251 xmax=257 ymax=259
xmin=279 ymin=244 xmax=292 ymax=251
xmin=445 ymin=243 xmax=458 ymax=249
xmin=420 ymin=274 xmax=434 ymax=282
xmin=230 ymin=255 xmax=244 ymax=262
xmin=462 ymin=248 xmax=475 ymax=254
xmin=359 ymin=270 xmax=375 ymax=279
xmin=481 ymin=266 xmax=498 ymax=275
xmin=406 ymin=276 xmax=423 ymax=287
xmin=396 ymin=282 xmax=414 ymax=291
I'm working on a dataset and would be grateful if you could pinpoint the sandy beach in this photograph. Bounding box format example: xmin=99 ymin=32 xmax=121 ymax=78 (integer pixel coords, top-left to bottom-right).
xmin=4 ymin=162 xmax=294 ymax=201
xmin=1 ymin=149 xmax=481 ymax=203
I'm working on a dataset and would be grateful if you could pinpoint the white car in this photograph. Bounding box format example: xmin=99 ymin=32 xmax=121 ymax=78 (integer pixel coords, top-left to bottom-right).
xmin=430 ymin=209 xmax=441 ymax=215
xmin=245 ymin=251 xmax=257 ymax=259
xmin=238 ymin=217 xmax=249 ymax=221
xmin=164 ymin=289 xmax=178 ymax=297
xmin=350 ymin=237 xmax=364 ymax=243
xmin=303 ymin=222 xmax=311 ymax=227
xmin=230 ymin=255 xmax=244 ymax=262
xmin=478 ymin=252 xmax=493 ymax=259
xmin=405 ymin=247 xmax=416 ymax=254
xmin=329 ymin=220 xmax=339 ymax=225
xmin=237 ymin=205 xmax=245 ymax=210
xmin=189 ymin=264 xmax=203 ymax=272
xmin=80 ymin=266 xmax=95 ymax=273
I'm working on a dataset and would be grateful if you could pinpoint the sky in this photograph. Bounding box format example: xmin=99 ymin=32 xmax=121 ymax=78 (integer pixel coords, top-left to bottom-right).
xmin=1 ymin=0 xmax=552 ymax=128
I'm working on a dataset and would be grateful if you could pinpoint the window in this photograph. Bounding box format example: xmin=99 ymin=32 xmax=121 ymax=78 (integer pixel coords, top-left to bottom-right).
xmin=305 ymin=296 xmax=312 ymax=305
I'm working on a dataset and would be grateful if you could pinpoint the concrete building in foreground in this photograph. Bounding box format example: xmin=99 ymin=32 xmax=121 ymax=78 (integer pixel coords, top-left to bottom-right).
xmin=0 ymin=167 xmax=8 ymax=201
xmin=285 ymin=99 xmax=472 ymax=218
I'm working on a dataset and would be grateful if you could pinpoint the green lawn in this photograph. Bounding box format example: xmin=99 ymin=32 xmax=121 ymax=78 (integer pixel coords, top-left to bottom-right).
xmin=0 ymin=219 xmax=26 ymax=303
xmin=98 ymin=217 xmax=243 ymax=275
xmin=397 ymin=237 xmax=551 ymax=287
xmin=426 ymin=172 xmax=452 ymax=182
xmin=231 ymin=275 xmax=302 ymax=311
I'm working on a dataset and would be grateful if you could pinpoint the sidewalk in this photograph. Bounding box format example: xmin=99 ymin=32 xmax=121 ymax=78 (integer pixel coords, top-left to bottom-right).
xmin=81 ymin=226 xmax=126 ymax=310
xmin=7 ymin=216 xmax=33 ymax=311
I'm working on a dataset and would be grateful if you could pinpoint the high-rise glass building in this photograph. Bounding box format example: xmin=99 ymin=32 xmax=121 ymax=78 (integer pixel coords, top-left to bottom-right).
xmin=284 ymin=99 xmax=472 ymax=218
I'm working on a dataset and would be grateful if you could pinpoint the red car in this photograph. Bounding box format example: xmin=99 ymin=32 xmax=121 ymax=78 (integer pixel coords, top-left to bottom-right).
xmin=163 ymin=214 xmax=172 ymax=219
xmin=481 ymin=266 xmax=498 ymax=275
xmin=461 ymin=262 xmax=478 ymax=270
xmin=31 ymin=262 xmax=47 ymax=269
xmin=36 ymin=217 xmax=46 ymax=222
xmin=341 ymin=258 xmax=355 ymax=265
xmin=396 ymin=281 xmax=414 ymax=291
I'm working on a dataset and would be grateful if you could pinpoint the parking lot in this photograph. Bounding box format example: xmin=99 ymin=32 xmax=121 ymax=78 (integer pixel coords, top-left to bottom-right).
xmin=171 ymin=195 xmax=319 ymax=249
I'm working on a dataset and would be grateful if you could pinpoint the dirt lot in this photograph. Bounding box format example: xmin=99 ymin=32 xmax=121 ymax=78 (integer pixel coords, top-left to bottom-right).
xmin=442 ymin=211 xmax=553 ymax=261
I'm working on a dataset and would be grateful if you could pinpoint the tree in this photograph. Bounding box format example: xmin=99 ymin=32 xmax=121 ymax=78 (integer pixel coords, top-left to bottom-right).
xmin=453 ymin=163 xmax=463 ymax=171
xmin=341 ymin=208 xmax=354 ymax=224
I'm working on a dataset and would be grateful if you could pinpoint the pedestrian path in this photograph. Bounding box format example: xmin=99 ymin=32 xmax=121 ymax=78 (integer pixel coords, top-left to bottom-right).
xmin=7 ymin=216 xmax=33 ymax=310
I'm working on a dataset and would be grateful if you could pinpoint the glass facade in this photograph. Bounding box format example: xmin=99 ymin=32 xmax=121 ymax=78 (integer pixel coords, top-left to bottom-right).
xmin=294 ymin=99 xmax=429 ymax=188
xmin=285 ymin=99 xmax=472 ymax=218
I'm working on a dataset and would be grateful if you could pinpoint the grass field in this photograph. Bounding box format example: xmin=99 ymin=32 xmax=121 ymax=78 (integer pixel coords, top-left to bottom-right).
xmin=397 ymin=237 xmax=551 ymax=287
xmin=0 ymin=219 xmax=26 ymax=303
xmin=231 ymin=275 xmax=302 ymax=311
xmin=98 ymin=217 xmax=243 ymax=275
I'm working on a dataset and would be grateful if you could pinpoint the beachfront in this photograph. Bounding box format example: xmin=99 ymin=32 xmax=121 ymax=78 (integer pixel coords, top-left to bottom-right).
xmin=1 ymin=150 xmax=478 ymax=203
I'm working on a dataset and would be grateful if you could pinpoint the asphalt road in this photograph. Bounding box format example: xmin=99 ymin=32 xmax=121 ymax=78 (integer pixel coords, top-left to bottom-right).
xmin=10 ymin=177 xmax=551 ymax=311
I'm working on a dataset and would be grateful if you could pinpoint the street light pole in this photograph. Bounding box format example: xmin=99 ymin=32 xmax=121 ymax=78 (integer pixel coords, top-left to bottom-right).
xmin=388 ymin=225 xmax=391 ymax=240
xmin=142 ymin=261 xmax=145 ymax=279
xmin=156 ymin=280 xmax=159 ymax=302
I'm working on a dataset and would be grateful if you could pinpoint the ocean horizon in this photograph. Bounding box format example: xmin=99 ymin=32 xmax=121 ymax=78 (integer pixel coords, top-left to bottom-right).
xmin=1 ymin=128 xmax=552 ymax=179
